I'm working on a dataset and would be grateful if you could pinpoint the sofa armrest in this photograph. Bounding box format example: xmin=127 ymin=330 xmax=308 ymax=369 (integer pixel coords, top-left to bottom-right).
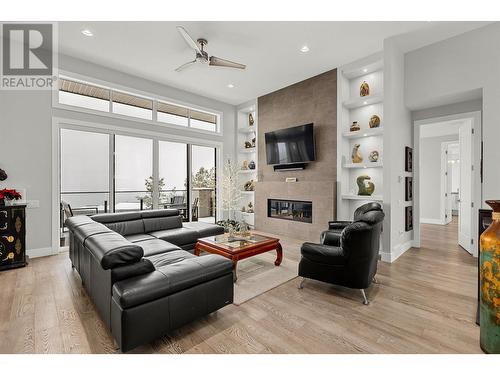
xmin=320 ymin=230 xmax=342 ymax=247
xmin=328 ymin=221 xmax=352 ymax=230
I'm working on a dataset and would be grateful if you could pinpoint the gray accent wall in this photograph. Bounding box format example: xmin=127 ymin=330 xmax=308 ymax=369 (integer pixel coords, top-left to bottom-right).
xmin=255 ymin=69 xmax=337 ymax=241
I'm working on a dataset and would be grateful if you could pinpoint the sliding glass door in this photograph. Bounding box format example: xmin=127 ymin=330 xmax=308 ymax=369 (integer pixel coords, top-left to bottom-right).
xmin=191 ymin=145 xmax=216 ymax=223
xmin=159 ymin=140 xmax=188 ymax=219
xmin=60 ymin=126 xmax=218 ymax=223
xmin=114 ymin=135 xmax=153 ymax=212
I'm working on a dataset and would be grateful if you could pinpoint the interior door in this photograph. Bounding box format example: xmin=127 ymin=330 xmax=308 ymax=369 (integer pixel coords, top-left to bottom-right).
xmin=458 ymin=122 xmax=473 ymax=253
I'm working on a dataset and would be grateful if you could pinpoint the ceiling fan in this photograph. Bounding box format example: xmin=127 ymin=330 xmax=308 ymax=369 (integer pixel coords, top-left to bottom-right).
xmin=175 ymin=26 xmax=246 ymax=72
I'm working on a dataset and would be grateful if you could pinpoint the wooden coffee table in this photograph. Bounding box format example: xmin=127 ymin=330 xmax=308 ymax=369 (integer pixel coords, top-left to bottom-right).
xmin=194 ymin=233 xmax=283 ymax=281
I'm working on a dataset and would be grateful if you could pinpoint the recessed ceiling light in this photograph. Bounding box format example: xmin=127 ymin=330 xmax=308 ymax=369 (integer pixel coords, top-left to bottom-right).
xmin=363 ymin=68 xmax=368 ymax=73
xmin=227 ymin=83 xmax=234 ymax=88
xmin=300 ymin=45 xmax=310 ymax=53
xmin=81 ymin=29 xmax=94 ymax=37
xmin=363 ymin=101 xmax=368 ymax=105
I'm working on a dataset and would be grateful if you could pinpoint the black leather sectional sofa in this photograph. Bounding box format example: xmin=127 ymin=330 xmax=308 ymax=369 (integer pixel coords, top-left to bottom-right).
xmin=65 ymin=209 xmax=232 ymax=352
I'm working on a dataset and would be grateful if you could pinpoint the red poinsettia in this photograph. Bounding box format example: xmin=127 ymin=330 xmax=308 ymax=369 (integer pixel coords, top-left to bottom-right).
xmin=0 ymin=189 xmax=22 ymax=200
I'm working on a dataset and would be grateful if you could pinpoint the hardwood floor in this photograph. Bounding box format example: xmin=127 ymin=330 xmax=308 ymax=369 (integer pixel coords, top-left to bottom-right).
xmin=0 ymin=218 xmax=481 ymax=353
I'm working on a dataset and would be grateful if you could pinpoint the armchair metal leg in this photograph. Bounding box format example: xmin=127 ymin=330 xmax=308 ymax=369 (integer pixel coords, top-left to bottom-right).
xmin=298 ymin=277 xmax=306 ymax=289
xmin=360 ymin=289 xmax=369 ymax=305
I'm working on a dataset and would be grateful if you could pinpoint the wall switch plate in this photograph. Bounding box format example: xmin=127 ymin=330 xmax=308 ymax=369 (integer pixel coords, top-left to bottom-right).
xmin=27 ymin=200 xmax=40 ymax=208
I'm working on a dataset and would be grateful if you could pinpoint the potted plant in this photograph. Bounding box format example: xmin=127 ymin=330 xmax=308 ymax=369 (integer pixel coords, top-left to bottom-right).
xmin=0 ymin=188 xmax=22 ymax=206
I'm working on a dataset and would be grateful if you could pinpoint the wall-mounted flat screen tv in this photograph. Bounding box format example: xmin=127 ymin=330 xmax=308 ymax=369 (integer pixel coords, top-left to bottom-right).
xmin=265 ymin=123 xmax=315 ymax=165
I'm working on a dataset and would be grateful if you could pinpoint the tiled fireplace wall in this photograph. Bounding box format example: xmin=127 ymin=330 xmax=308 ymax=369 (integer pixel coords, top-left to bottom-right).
xmin=256 ymin=69 xmax=337 ymax=241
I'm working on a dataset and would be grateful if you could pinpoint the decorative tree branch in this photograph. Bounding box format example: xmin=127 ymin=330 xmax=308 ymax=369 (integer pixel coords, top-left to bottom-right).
xmin=221 ymin=158 xmax=242 ymax=221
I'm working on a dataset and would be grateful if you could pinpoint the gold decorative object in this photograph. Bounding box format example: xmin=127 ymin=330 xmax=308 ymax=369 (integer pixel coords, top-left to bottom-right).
xmin=369 ymin=151 xmax=379 ymax=162
xmin=244 ymin=141 xmax=253 ymax=149
xmin=15 ymin=217 xmax=21 ymax=233
xmin=360 ymin=81 xmax=370 ymax=97
xmin=369 ymin=114 xmax=381 ymax=128
xmin=357 ymin=175 xmax=375 ymax=196
xmin=249 ymin=113 xmax=254 ymax=126
xmin=480 ymin=200 xmax=500 ymax=353
xmin=242 ymin=160 xmax=249 ymax=170
xmin=350 ymin=121 xmax=360 ymax=132
xmin=15 ymin=239 xmax=22 ymax=254
xmin=351 ymin=144 xmax=363 ymax=164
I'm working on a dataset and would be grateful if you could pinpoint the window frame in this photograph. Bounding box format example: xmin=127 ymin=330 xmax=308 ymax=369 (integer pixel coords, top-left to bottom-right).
xmin=53 ymin=70 xmax=223 ymax=136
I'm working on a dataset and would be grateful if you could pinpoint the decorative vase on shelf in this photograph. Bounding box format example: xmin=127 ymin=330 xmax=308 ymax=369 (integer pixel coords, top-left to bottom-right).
xmin=248 ymin=160 xmax=256 ymax=170
xmin=350 ymin=121 xmax=360 ymax=132
xmin=360 ymin=81 xmax=370 ymax=97
xmin=351 ymin=144 xmax=363 ymax=163
xmin=480 ymin=200 xmax=500 ymax=354
xmin=357 ymin=175 xmax=374 ymax=196
xmin=369 ymin=115 xmax=381 ymax=128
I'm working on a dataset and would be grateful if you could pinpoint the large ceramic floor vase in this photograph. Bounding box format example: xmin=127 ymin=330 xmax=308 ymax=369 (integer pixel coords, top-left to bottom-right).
xmin=480 ymin=200 xmax=500 ymax=353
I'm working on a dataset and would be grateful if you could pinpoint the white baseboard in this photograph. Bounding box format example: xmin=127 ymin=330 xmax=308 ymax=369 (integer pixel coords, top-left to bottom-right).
xmin=420 ymin=218 xmax=445 ymax=225
xmin=27 ymin=247 xmax=56 ymax=259
xmin=380 ymin=240 xmax=415 ymax=263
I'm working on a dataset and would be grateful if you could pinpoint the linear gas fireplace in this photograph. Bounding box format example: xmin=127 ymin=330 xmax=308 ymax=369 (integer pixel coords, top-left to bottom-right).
xmin=268 ymin=199 xmax=312 ymax=223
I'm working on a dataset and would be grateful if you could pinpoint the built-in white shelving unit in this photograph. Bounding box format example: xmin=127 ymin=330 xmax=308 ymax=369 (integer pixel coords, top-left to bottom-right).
xmin=235 ymin=100 xmax=258 ymax=228
xmin=337 ymin=53 xmax=385 ymax=221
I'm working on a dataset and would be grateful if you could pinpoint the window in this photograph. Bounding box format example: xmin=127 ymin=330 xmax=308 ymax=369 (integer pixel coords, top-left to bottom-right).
xmin=112 ymin=91 xmax=153 ymax=120
xmin=58 ymin=78 xmax=110 ymax=112
xmin=57 ymin=76 xmax=221 ymax=133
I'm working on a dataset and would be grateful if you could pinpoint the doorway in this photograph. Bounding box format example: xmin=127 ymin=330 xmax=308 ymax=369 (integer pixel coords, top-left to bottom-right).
xmin=414 ymin=111 xmax=482 ymax=257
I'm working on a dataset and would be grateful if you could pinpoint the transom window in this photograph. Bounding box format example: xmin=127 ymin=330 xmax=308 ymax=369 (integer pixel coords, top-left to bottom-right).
xmin=57 ymin=77 xmax=220 ymax=133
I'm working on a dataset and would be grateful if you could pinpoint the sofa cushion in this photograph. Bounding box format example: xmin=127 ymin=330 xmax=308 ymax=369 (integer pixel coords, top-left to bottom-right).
xmin=73 ymin=222 xmax=113 ymax=244
xmin=111 ymin=259 xmax=155 ymax=283
xmin=85 ymin=232 xmax=144 ymax=269
xmin=92 ymin=211 xmax=145 ymax=236
xmin=124 ymin=233 xmax=155 ymax=243
xmin=92 ymin=211 xmax=142 ymax=223
xmin=140 ymin=209 xmax=179 ymax=218
xmin=143 ymin=215 xmax=183 ymax=233
xmin=136 ymin=238 xmax=181 ymax=257
xmin=112 ymin=253 xmax=233 ymax=308
xmin=183 ymin=222 xmax=224 ymax=238
xmin=65 ymin=215 xmax=94 ymax=231
xmin=145 ymin=249 xmax=195 ymax=268
xmin=300 ymin=242 xmax=347 ymax=266
xmin=148 ymin=227 xmax=199 ymax=246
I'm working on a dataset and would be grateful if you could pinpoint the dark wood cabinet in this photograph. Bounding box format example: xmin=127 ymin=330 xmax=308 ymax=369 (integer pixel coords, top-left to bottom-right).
xmin=0 ymin=204 xmax=27 ymax=271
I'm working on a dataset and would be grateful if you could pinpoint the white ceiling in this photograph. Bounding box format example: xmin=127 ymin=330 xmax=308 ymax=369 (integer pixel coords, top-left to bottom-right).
xmin=58 ymin=21 xmax=488 ymax=105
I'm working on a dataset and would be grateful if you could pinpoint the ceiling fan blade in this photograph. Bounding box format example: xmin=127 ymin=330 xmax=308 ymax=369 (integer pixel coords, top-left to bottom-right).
xmin=175 ymin=60 xmax=197 ymax=72
xmin=176 ymin=26 xmax=201 ymax=54
xmin=209 ymin=56 xmax=246 ymax=70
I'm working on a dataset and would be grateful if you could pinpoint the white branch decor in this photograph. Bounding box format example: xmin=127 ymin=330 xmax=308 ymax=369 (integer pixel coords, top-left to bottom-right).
xmin=221 ymin=157 xmax=242 ymax=220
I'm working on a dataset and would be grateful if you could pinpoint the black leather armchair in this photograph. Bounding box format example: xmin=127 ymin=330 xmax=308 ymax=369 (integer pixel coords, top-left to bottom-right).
xmin=298 ymin=202 xmax=384 ymax=304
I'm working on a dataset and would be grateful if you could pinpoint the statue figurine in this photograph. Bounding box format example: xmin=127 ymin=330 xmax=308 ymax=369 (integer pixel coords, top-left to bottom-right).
xmin=247 ymin=202 xmax=254 ymax=213
xmin=242 ymin=206 xmax=246 ymax=212
xmin=244 ymin=180 xmax=255 ymax=191
xmin=357 ymin=175 xmax=375 ymax=196
xmin=249 ymin=113 xmax=255 ymax=126
xmin=351 ymin=144 xmax=363 ymax=163
xmin=369 ymin=114 xmax=381 ymax=128
xmin=350 ymin=121 xmax=360 ymax=132
xmin=369 ymin=151 xmax=379 ymax=162
xmin=360 ymin=81 xmax=370 ymax=97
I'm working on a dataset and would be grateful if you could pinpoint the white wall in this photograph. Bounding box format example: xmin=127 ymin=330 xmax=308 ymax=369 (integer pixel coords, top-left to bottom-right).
xmin=382 ymin=37 xmax=413 ymax=262
xmin=0 ymin=53 xmax=237 ymax=255
xmin=406 ymin=22 xmax=499 ymax=204
xmin=420 ymin=134 xmax=458 ymax=222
